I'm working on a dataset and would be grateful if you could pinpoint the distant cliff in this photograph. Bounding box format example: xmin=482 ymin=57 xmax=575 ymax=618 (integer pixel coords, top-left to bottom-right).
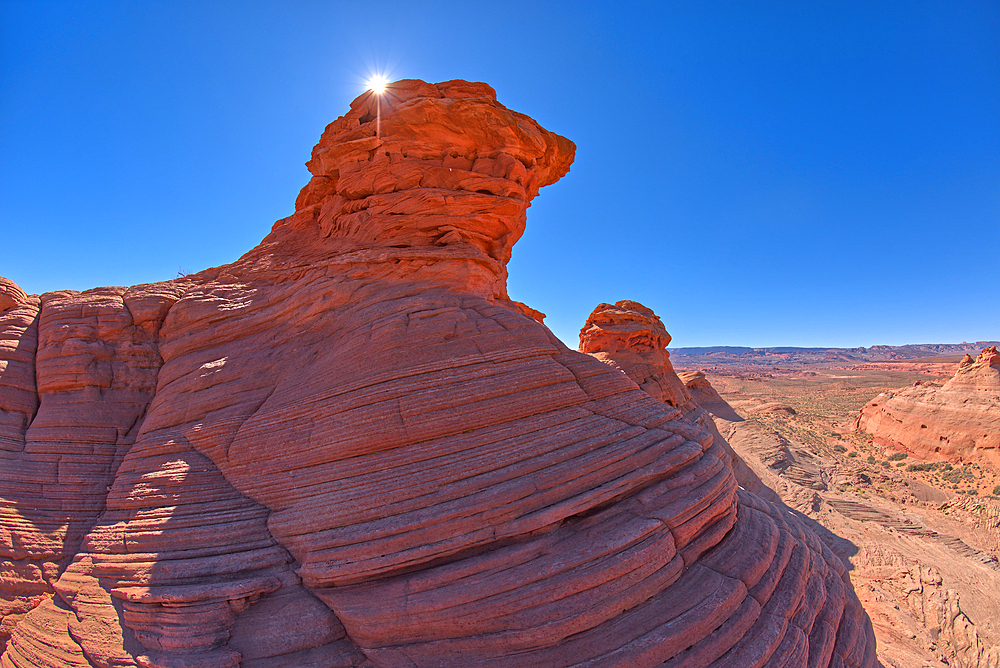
xmin=672 ymin=342 xmax=1000 ymax=367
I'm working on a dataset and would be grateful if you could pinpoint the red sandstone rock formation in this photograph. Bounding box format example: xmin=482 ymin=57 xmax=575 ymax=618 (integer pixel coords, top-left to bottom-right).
xmin=580 ymin=301 xmax=776 ymax=505
xmin=856 ymin=347 xmax=1000 ymax=471
xmin=678 ymin=370 xmax=746 ymax=423
xmin=679 ymin=370 xmax=724 ymax=408
xmin=579 ymin=301 xmax=696 ymax=411
xmin=1 ymin=81 xmax=877 ymax=667
xmin=0 ymin=280 xmax=27 ymax=313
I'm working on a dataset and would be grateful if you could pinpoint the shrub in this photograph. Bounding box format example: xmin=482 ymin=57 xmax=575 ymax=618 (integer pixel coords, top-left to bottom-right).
xmin=941 ymin=467 xmax=974 ymax=484
xmin=834 ymin=444 xmax=847 ymax=453
xmin=867 ymin=455 xmax=876 ymax=464
xmin=848 ymin=451 xmax=857 ymax=458
xmin=888 ymin=453 xmax=908 ymax=461
xmin=993 ymin=485 xmax=1000 ymax=496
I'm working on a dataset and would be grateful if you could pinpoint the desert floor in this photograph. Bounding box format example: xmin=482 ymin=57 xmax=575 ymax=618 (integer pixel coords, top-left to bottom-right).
xmin=676 ymin=360 xmax=1000 ymax=668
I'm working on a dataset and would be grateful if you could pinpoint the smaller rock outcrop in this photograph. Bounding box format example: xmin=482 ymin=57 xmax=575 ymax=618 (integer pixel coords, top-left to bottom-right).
xmin=856 ymin=347 xmax=1000 ymax=471
xmin=579 ymin=301 xmax=695 ymax=411
xmin=579 ymin=301 xmax=769 ymax=498
xmin=750 ymin=402 xmax=797 ymax=416
xmin=678 ymin=370 xmax=745 ymax=422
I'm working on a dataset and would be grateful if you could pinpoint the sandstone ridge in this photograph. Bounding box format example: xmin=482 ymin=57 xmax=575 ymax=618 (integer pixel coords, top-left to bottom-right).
xmin=856 ymin=346 xmax=1000 ymax=471
xmin=1 ymin=81 xmax=876 ymax=667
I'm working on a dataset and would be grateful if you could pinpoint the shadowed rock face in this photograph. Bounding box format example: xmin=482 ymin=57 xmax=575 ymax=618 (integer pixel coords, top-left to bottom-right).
xmin=856 ymin=347 xmax=1000 ymax=471
xmin=1 ymin=80 xmax=877 ymax=667
xmin=678 ymin=370 xmax=746 ymax=423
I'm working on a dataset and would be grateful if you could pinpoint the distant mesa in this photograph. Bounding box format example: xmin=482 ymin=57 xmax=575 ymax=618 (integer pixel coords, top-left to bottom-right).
xmin=855 ymin=346 xmax=1000 ymax=471
xmin=672 ymin=341 xmax=1000 ymax=367
xmin=1 ymin=81 xmax=876 ymax=667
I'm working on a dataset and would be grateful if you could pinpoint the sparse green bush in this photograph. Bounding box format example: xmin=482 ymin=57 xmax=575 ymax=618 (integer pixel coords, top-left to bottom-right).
xmin=941 ymin=467 xmax=974 ymax=484
xmin=848 ymin=451 xmax=857 ymax=458
xmin=993 ymin=485 xmax=1000 ymax=496
xmin=867 ymin=455 xmax=876 ymax=464
xmin=888 ymin=453 xmax=908 ymax=461
xmin=834 ymin=444 xmax=846 ymax=453
xmin=907 ymin=463 xmax=936 ymax=472
xmin=881 ymin=461 xmax=890 ymax=469
xmin=896 ymin=462 xmax=906 ymax=467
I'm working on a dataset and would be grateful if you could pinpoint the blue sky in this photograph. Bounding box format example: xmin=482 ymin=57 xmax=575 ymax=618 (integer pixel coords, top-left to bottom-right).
xmin=2 ymin=1 xmax=997 ymax=348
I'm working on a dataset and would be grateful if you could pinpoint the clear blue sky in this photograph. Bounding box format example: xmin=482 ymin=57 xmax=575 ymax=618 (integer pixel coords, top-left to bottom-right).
xmin=2 ymin=1 xmax=997 ymax=348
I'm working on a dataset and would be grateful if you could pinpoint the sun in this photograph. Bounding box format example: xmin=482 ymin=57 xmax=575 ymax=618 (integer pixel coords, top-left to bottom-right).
xmin=368 ymin=75 xmax=388 ymax=94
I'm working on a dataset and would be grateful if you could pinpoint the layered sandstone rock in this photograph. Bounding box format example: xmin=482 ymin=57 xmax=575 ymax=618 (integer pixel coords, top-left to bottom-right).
xmin=1 ymin=81 xmax=877 ymax=667
xmin=678 ymin=370 xmax=746 ymax=423
xmin=580 ymin=301 xmax=776 ymax=505
xmin=0 ymin=280 xmax=28 ymax=313
xmin=856 ymin=347 xmax=1000 ymax=471
xmin=579 ymin=301 xmax=697 ymax=411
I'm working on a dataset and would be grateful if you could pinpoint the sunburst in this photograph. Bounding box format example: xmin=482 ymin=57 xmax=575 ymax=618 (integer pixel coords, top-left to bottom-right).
xmin=367 ymin=74 xmax=388 ymax=94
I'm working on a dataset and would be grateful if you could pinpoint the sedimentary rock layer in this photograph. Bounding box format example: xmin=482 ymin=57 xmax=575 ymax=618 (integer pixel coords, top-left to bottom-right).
xmin=2 ymin=80 xmax=877 ymax=667
xmin=579 ymin=301 xmax=774 ymax=506
xmin=856 ymin=347 xmax=1000 ymax=471
xmin=579 ymin=301 xmax=696 ymax=412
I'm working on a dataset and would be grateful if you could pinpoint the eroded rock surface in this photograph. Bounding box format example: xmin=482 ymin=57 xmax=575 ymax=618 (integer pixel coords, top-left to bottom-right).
xmin=579 ymin=300 xmax=775 ymax=504
xmin=682 ymin=365 xmax=1000 ymax=667
xmin=2 ymin=81 xmax=877 ymax=667
xmin=856 ymin=347 xmax=1000 ymax=471
xmin=679 ymin=370 xmax=746 ymax=422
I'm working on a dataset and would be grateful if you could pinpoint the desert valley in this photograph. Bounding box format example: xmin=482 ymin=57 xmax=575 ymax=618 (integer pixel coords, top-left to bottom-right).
xmin=671 ymin=341 xmax=1000 ymax=667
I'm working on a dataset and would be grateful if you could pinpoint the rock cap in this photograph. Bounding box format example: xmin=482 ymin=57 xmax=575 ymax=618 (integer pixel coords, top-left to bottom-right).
xmin=579 ymin=300 xmax=671 ymax=354
xmin=0 ymin=277 xmax=28 ymax=312
xmin=282 ymin=79 xmax=575 ymax=267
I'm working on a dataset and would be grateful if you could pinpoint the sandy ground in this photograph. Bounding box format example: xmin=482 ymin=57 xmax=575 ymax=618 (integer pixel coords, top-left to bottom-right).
xmin=676 ymin=362 xmax=1000 ymax=668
